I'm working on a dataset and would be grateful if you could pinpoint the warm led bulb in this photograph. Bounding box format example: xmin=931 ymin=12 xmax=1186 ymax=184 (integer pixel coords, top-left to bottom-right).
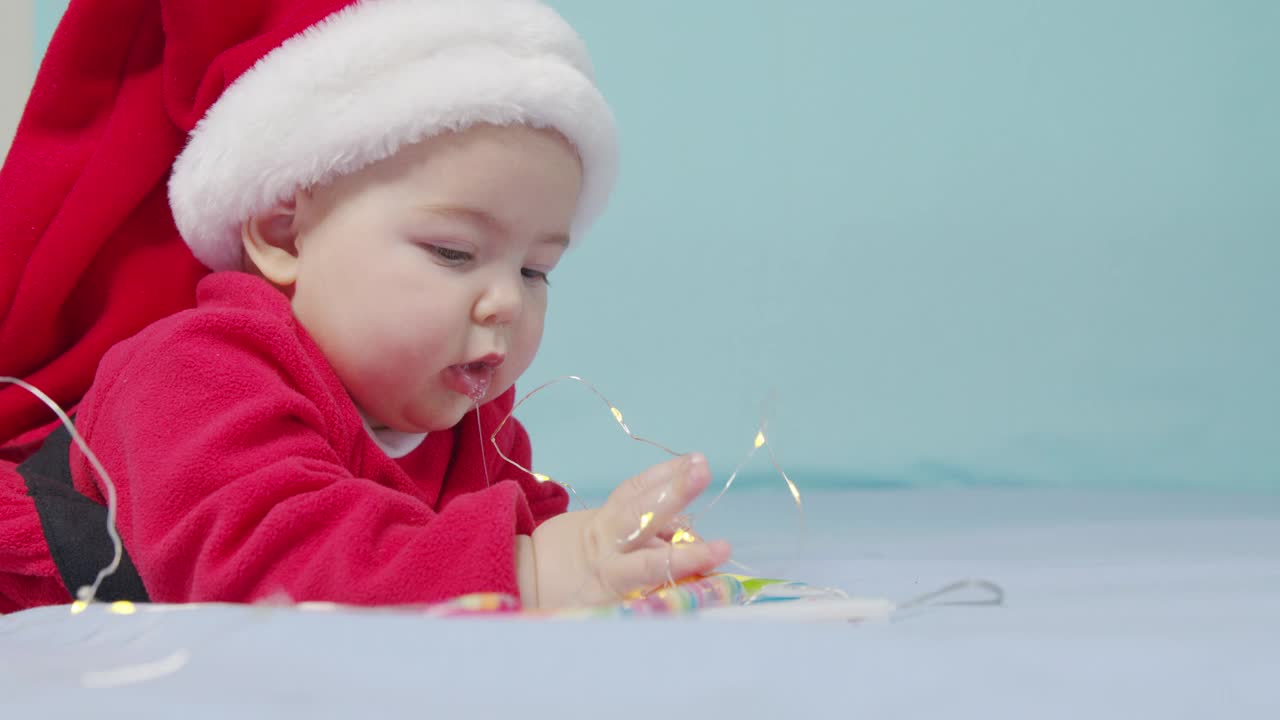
xmin=109 ymin=600 xmax=137 ymax=615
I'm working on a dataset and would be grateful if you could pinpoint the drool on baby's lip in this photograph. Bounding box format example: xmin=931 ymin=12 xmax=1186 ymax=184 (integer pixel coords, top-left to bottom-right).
xmin=443 ymin=362 xmax=495 ymax=398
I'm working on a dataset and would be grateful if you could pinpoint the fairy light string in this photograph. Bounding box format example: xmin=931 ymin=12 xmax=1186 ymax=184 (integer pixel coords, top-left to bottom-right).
xmin=489 ymin=374 xmax=808 ymax=591
xmin=1 ymin=376 xmax=124 ymax=611
xmin=4 ymin=371 xmax=808 ymax=612
xmin=1 ymin=374 xmax=1006 ymax=697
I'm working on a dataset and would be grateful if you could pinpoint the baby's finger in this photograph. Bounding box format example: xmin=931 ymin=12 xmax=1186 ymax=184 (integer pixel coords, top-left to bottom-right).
xmin=606 ymin=539 xmax=732 ymax=594
xmin=656 ymin=514 xmax=694 ymax=542
xmin=607 ymin=454 xmax=710 ymax=551
xmin=606 ymin=453 xmax=697 ymax=507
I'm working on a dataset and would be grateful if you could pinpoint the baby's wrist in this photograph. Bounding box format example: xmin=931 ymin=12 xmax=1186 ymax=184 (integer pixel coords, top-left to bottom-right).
xmin=529 ymin=509 xmax=598 ymax=608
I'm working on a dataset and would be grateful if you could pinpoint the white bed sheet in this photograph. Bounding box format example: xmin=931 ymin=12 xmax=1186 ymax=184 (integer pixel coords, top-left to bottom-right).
xmin=2 ymin=489 xmax=1277 ymax=718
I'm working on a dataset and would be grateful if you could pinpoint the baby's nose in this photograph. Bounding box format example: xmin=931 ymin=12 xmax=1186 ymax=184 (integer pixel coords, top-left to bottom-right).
xmin=473 ymin=280 xmax=522 ymax=326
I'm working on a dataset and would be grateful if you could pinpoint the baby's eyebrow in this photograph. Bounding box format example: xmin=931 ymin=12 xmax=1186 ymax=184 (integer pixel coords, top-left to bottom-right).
xmin=420 ymin=204 xmax=504 ymax=235
xmin=417 ymin=204 xmax=568 ymax=247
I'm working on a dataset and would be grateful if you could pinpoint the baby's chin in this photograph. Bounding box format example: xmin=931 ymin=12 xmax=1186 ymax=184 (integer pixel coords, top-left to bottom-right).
xmin=387 ymin=408 xmax=461 ymax=434
xmin=397 ymin=389 xmax=511 ymax=432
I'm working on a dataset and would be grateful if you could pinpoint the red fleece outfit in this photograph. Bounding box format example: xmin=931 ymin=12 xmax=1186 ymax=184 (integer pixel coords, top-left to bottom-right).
xmin=0 ymin=272 xmax=567 ymax=611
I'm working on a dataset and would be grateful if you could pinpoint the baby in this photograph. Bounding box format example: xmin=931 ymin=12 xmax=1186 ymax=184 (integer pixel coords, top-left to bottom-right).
xmin=0 ymin=0 xmax=728 ymax=612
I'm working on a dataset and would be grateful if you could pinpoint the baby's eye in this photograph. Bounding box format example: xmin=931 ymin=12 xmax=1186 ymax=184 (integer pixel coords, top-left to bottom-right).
xmin=522 ymin=268 xmax=551 ymax=286
xmin=427 ymin=245 xmax=473 ymax=264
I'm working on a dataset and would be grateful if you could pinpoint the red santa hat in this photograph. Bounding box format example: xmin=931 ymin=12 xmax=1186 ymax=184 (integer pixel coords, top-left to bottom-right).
xmin=0 ymin=0 xmax=617 ymax=447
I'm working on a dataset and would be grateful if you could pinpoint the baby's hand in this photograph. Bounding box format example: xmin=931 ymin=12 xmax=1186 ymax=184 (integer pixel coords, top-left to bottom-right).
xmin=520 ymin=454 xmax=731 ymax=608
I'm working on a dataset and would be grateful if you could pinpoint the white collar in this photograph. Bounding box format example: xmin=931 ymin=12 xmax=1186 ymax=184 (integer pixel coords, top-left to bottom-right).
xmin=358 ymin=411 xmax=428 ymax=459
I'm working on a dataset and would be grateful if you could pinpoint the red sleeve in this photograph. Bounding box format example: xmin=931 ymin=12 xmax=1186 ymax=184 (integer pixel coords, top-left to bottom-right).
xmin=72 ymin=310 xmax=535 ymax=606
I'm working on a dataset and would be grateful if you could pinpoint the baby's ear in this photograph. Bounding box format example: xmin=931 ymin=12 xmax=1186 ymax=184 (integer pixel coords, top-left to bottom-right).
xmin=241 ymin=196 xmax=301 ymax=286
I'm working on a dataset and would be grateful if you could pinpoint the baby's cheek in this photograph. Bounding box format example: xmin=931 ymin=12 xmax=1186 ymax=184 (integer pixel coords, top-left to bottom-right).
xmin=375 ymin=314 xmax=438 ymax=356
xmin=340 ymin=324 xmax=417 ymax=381
xmin=376 ymin=339 xmax=433 ymax=383
xmin=521 ymin=310 xmax=546 ymax=354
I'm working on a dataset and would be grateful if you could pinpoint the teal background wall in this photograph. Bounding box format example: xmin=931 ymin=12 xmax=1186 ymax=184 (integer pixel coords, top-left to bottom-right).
xmin=32 ymin=0 xmax=68 ymax=69
xmin=33 ymin=1 xmax=1279 ymax=492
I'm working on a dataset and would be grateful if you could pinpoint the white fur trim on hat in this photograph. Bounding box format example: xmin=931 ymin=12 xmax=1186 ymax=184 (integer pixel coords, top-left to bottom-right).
xmin=169 ymin=0 xmax=618 ymax=272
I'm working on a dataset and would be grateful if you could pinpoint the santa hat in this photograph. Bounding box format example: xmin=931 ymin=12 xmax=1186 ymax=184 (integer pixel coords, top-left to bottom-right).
xmin=0 ymin=0 xmax=617 ymax=447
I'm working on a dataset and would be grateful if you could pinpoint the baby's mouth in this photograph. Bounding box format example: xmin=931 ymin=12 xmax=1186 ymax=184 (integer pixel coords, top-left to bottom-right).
xmin=443 ymin=355 xmax=503 ymax=401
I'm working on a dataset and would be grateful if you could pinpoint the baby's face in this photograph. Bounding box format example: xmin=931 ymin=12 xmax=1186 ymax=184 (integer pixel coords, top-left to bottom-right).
xmin=286 ymin=125 xmax=582 ymax=432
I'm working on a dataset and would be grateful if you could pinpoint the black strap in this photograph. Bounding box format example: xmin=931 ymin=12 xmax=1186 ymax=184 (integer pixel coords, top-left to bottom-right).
xmin=17 ymin=422 xmax=150 ymax=603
